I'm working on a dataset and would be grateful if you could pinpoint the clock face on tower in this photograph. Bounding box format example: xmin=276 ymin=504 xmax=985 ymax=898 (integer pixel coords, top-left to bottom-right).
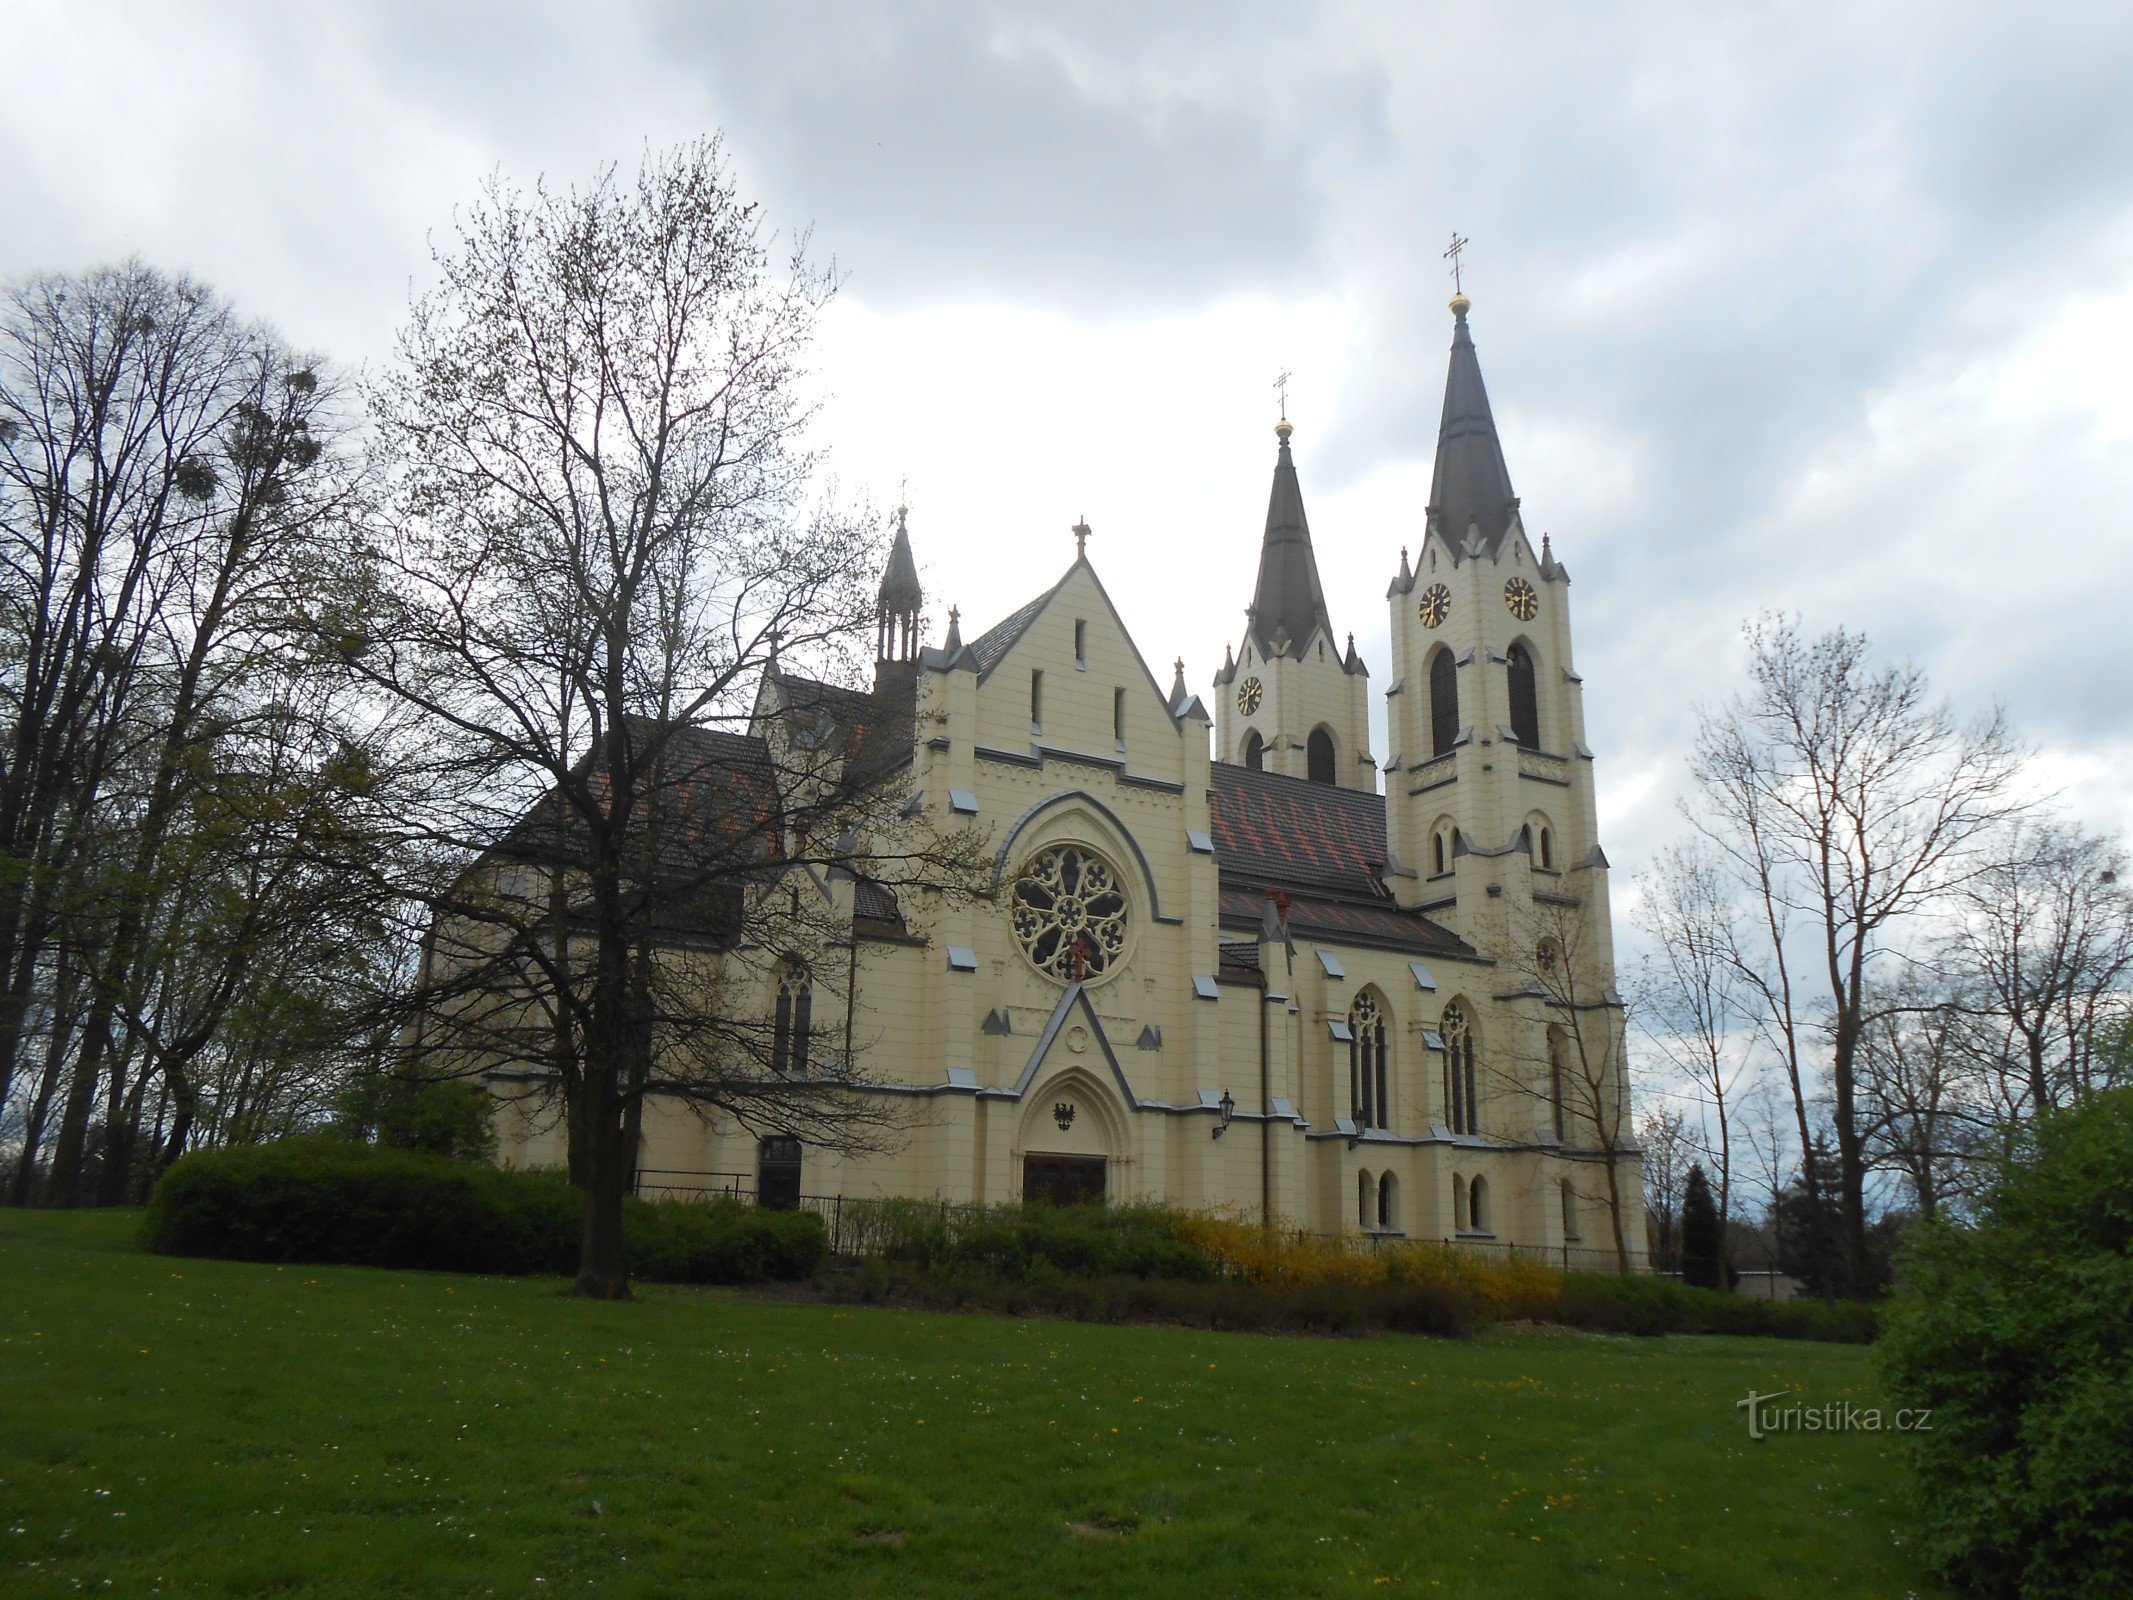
xmin=1418 ymin=584 xmax=1452 ymax=628
xmin=1237 ymin=677 xmax=1264 ymax=715
xmin=1503 ymin=577 xmax=1539 ymax=621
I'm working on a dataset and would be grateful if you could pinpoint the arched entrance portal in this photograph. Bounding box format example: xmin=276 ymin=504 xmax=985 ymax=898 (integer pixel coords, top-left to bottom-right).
xmin=1017 ymin=1065 xmax=1127 ymax=1205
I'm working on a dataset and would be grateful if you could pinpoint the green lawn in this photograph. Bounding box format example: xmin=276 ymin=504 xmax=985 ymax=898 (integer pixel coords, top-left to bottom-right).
xmin=0 ymin=1210 xmax=1944 ymax=1598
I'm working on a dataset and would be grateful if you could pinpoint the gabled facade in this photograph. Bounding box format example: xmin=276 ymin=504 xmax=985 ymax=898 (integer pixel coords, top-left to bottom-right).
xmin=490 ymin=294 xmax=1644 ymax=1263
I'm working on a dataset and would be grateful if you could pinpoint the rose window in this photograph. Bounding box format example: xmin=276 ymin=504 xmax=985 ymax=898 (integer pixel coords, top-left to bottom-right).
xmin=1009 ymin=845 xmax=1129 ymax=983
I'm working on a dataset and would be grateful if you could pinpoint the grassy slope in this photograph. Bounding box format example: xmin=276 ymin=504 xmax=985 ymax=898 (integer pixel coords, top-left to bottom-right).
xmin=0 ymin=1211 xmax=1943 ymax=1599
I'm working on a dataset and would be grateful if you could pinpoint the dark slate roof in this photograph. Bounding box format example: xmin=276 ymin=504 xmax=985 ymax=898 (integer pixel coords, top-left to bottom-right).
xmin=771 ymin=668 xmax=914 ymax=787
xmin=1208 ymin=763 xmax=1473 ymax=959
xmin=1248 ymin=427 xmax=1337 ymax=656
xmin=853 ymin=877 xmax=906 ymax=933
xmin=965 ymin=588 xmax=1051 ymax=676
xmin=877 ymin=509 xmax=922 ymax=613
xmin=1217 ymin=939 xmax=1262 ymax=976
xmin=493 ymin=721 xmax=780 ymax=938
xmin=1426 ymin=298 xmax=1520 ymax=559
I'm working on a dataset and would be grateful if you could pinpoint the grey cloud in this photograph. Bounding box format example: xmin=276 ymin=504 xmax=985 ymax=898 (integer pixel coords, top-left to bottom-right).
xmin=638 ymin=0 xmax=1391 ymax=311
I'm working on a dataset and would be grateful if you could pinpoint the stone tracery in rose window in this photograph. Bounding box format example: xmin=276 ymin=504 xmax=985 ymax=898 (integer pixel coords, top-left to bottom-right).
xmin=1009 ymin=844 xmax=1130 ymax=983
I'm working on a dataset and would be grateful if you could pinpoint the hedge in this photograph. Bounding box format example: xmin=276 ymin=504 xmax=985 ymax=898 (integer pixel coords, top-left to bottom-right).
xmin=142 ymin=1137 xmax=824 ymax=1286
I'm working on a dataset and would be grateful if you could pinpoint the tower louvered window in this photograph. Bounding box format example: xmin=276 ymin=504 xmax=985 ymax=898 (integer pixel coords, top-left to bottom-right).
xmin=1307 ymin=727 xmax=1335 ymax=785
xmin=1506 ymin=642 xmax=1539 ymax=749
xmin=1429 ymin=648 xmax=1458 ymax=756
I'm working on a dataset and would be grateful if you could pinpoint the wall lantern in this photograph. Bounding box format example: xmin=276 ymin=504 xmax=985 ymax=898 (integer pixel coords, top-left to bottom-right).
xmin=1211 ymin=1089 xmax=1236 ymax=1140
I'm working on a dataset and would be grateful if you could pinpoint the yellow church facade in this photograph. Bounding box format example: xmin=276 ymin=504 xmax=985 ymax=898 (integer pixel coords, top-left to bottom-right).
xmin=492 ymin=296 xmax=1646 ymax=1263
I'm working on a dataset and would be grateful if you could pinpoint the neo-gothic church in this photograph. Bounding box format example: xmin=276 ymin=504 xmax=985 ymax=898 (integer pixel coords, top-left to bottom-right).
xmin=494 ymin=294 xmax=1644 ymax=1260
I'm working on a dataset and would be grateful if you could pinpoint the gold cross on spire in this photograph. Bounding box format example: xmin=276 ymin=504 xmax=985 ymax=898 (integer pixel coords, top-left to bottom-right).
xmin=1273 ymin=368 xmax=1293 ymax=418
xmin=1444 ymin=232 xmax=1469 ymax=294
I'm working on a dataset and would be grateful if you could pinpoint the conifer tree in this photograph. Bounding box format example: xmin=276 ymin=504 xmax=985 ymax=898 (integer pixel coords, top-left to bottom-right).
xmin=1680 ymin=1162 xmax=1726 ymax=1291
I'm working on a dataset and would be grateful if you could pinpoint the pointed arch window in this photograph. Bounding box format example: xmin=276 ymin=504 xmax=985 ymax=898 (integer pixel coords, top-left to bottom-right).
xmin=1349 ymin=990 xmax=1388 ymax=1130
xmin=1429 ymin=648 xmax=1459 ymax=757
xmin=1241 ymin=730 xmax=1265 ymax=770
xmin=1442 ymin=1002 xmax=1477 ymax=1135
xmin=1468 ymin=1174 xmax=1490 ymax=1233
xmin=1307 ymin=727 xmax=1336 ymax=785
xmin=772 ymin=966 xmax=812 ymax=1074
xmin=1506 ymin=642 xmax=1539 ymax=749
xmin=1378 ymin=1171 xmax=1398 ymax=1230
xmin=1357 ymin=1169 xmax=1372 ymax=1229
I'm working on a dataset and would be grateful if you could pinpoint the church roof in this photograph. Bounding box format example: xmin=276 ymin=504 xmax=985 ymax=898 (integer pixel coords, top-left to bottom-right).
xmin=1247 ymin=424 xmax=1337 ymax=657
xmin=765 ymin=667 xmax=915 ymax=788
xmin=1426 ymin=296 xmax=1520 ymax=559
xmin=491 ymin=721 xmax=780 ymax=939
xmin=877 ymin=507 xmax=923 ymax=613
xmin=1207 ymin=764 xmax=1473 ymax=959
xmin=965 ymin=589 xmax=1051 ymax=676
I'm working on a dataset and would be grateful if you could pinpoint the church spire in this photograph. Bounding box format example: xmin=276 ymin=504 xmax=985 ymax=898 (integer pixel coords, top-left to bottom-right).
xmin=876 ymin=505 xmax=923 ymax=666
xmin=1248 ymin=418 xmax=1336 ymax=657
xmin=1426 ymin=295 xmax=1520 ymax=559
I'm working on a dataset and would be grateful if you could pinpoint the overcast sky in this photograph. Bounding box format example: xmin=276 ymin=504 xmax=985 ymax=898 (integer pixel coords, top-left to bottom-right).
xmin=8 ymin=0 xmax=2133 ymax=915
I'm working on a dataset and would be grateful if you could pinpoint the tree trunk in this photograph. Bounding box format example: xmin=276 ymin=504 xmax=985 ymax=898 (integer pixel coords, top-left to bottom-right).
xmin=571 ymin=1076 xmax=633 ymax=1300
xmin=1830 ymin=1012 xmax=1870 ymax=1296
xmin=1602 ymin=1150 xmax=1631 ymax=1274
xmin=43 ymin=1042 xmax=105 ymax=1207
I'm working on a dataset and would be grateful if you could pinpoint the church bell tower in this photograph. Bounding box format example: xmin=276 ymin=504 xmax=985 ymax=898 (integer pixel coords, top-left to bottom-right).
xmin=1212 ymin=419 xmax=1373 ymax=789
xmin=1383 ymin=294 xmax=1614 ymax=982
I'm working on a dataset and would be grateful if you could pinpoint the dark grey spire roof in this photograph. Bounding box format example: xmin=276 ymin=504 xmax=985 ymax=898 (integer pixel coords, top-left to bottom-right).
xmin=1426 ymin=297 xmax=1519 ymax=559
xmin=877 ymin=506 xmax=922 ymax=614
xmin=1248 ymin=422 xmax=1336 ymax=656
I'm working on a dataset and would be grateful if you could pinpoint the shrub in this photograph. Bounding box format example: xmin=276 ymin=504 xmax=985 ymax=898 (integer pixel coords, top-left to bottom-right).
xmin=143 ymin=1138 xmax=823 ymax=1287
xmin=144 ymin=1137 xmax=576 ymax=1275
xmin=1877 ymin=1090 xmax=2133 ymax=1599
xmin=1556 ymin=1272 xmax=1875 ymax=1343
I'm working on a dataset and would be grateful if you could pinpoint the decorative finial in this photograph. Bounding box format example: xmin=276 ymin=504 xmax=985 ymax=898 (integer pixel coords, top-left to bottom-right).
xmin=1275 ymin=417 xmax=1293 ymax=442
xmin=1273 ymin=368 xmax=1293 ymax=439
xmin=1541 ymin=531 xmax=1552 ymax=561
xmin=943 ymin=604 xmax=962 ymax=652
xmin=1072 ymin=516 xmax=1091 ymax=558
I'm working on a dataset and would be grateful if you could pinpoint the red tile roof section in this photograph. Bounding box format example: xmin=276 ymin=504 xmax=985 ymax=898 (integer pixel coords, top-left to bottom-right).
xmin=1209 ymin=764 xmax=1473 ymax=960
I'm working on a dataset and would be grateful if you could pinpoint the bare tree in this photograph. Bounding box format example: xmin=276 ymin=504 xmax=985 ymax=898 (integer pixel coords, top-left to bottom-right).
xmin=1853 ymin=976 xmax=1986 ymax=1220
xmin=1494 ymin=897 xmax=1641 ymax=1273
xmin=1686 ymin=615 xmax=2027 ymax=1294
xmin=1947 ymin=819 xmax=2133 ymax=1114
xmin=1635 ymin=1104 xmax=1690 ymax=1272
xmin=1632 ymin=841 xmax=1755 ymax=1233
xmin=361 ymin=142 xmax=985 ymax=1298
xmin=0 ymin=261 xmax=372 ymax=1201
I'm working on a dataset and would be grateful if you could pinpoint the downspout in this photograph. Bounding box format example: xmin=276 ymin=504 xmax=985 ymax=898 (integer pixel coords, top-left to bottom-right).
xmin=1259 ymin=971 xmax=1272 ymax=1229
xmin=844 ymin=915 xmax=859 ymax=1071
